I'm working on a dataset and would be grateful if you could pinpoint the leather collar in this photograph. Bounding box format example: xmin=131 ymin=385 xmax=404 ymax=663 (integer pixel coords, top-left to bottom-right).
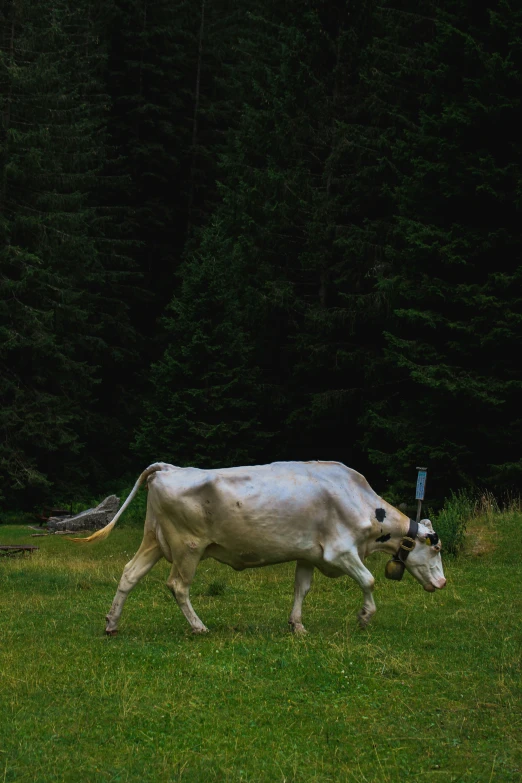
xmin=395 ymin=518 xmax=419 ymax=564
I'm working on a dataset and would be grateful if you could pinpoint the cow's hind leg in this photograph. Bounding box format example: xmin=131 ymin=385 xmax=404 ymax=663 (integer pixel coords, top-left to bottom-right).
xmin=166 ymin=548 xmax=208 ymax=634
xmin=324 ymin=546 xmax=376 ymax=629
xmin=288 ymin=560 xmax=314 ymax=635
xmin=105 ymin=532 xmax=162 ymax=635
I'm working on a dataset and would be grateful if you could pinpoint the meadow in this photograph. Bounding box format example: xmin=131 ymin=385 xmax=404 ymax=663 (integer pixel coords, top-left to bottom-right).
xmin=0 ymin=505 xmax=520 ymax=782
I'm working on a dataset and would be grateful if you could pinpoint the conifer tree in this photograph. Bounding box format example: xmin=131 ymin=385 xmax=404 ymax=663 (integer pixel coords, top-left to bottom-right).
xmin=363 ymin=1 xmax=522 ymax=497
xmin=135 ymin=0 xmax=386 ymax=468
xmin=0 ymin=0 xmax=135 ymax=503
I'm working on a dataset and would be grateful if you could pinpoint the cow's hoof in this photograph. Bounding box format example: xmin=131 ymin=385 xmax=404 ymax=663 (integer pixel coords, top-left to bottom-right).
xmin=191 ymin=626 xmax=209 ymax=634
xmin=289 ymin=622 xmax=308 ymax=636
xmin=357 ymin=609 xmax=371 ymax=629
xmin=105 ymin=628 xmax=118 ymax=636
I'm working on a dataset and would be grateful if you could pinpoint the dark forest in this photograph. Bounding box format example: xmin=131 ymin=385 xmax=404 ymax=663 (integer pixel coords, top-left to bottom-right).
xmin=1 ymin=0 xmax=521 ymax=509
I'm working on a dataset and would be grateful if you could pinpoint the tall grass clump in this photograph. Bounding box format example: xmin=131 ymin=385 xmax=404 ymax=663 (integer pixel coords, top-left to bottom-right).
xmin=433 ymin=488 xmax=521 ymax=555
xmin=433 ymin=489 xmax=474 ymax=555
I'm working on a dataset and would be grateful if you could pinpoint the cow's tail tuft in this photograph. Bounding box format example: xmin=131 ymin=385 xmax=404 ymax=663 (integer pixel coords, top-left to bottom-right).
xmin=70 ymin=463 xmax=165 ymax=544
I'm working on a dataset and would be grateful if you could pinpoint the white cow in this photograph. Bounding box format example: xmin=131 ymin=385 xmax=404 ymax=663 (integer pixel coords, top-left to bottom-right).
xmin=75 ymin=461 xmax=446 ymax=635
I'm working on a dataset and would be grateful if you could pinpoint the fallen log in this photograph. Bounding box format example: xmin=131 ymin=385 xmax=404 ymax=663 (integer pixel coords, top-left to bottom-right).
xmin=0 ymin=545 xmax=39 ymax=556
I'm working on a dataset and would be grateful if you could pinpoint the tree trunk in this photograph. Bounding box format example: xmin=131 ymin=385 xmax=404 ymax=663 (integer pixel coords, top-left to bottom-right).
xmin=187 ymin=0 xmax=205 ymax=229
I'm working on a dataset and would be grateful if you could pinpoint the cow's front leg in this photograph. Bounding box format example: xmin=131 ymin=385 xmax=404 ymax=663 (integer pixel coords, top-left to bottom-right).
xmin=105 ymin=533 xmax=162 ymax=635
xmin=325 ymin=546 xmax=376 ymax=628
xmin=288 ymin=560 xmax=314 ymax=634
xmin=166 ymin=548 xmax=208 ymax=634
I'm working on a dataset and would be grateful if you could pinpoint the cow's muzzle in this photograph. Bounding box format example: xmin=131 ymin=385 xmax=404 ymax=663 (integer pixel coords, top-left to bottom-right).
xmin=423 ymin=577 xmax=446 ymax=592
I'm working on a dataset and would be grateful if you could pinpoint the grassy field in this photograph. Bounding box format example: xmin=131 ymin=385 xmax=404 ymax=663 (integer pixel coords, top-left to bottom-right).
xmin=0 ymin=509 xmax=520 ymax=783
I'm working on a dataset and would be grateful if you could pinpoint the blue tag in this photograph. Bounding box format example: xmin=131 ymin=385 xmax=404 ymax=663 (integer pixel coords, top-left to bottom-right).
xmin=415 ymin=470 xmax=427 ymax=500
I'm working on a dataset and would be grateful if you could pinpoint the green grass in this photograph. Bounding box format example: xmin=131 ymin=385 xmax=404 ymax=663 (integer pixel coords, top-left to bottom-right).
xmin=0 ymin=511 xmax=520 ymax=783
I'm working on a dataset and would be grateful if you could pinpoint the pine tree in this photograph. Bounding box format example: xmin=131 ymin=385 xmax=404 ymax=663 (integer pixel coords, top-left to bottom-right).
xmin=106 ymin=0 xmax=247 ymax=339
xmin=106 ymin=0 xmax=195 ymax=334
xmin=363 ymin=0 xmax=522 ymax=499
xmin=135 ymin=0 xmax=389 ymax=469
xmin=0 ymin=0 xmax=135 ymax=504
xmin=133 ymin=233 xmax=268 ymax=467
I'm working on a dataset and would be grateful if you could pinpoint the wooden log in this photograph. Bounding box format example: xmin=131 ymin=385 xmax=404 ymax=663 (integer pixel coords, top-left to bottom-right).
xmin=0 ymin=545 xmax=39 ymax=556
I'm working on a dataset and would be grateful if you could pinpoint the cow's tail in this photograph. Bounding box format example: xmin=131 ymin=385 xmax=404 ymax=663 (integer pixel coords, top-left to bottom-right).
xmin=71 ymin=463 xmax=165 ymax=544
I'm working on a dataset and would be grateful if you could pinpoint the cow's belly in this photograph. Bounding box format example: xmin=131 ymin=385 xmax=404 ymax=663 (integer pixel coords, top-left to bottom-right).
xmin=203 ymin=542 xmax=320 ymax=570
xmin=203 ymin=544 xmax=344 ymax=578
xmin=203 ymin=544 xmax=271 ymax=570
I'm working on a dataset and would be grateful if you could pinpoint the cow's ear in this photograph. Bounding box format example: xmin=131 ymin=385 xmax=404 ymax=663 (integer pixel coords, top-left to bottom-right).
xmin=418 ymin=523 xmax=439 ymax=546
xmin=417 ymin=523 xmax=429 ymax=543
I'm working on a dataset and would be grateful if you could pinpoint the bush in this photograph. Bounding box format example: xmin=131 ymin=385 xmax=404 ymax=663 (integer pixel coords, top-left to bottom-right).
xmin=433 ymin=490 xmax=473 ymax=555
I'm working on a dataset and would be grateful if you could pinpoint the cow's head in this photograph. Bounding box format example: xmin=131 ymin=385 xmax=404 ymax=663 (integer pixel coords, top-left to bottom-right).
xmin=403 ymin=519 xmax=446 ymax=592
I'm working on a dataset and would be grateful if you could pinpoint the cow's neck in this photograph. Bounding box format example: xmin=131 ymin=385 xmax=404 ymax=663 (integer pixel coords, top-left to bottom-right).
xmin=367 ymin=508 xmax=411 ymax=557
